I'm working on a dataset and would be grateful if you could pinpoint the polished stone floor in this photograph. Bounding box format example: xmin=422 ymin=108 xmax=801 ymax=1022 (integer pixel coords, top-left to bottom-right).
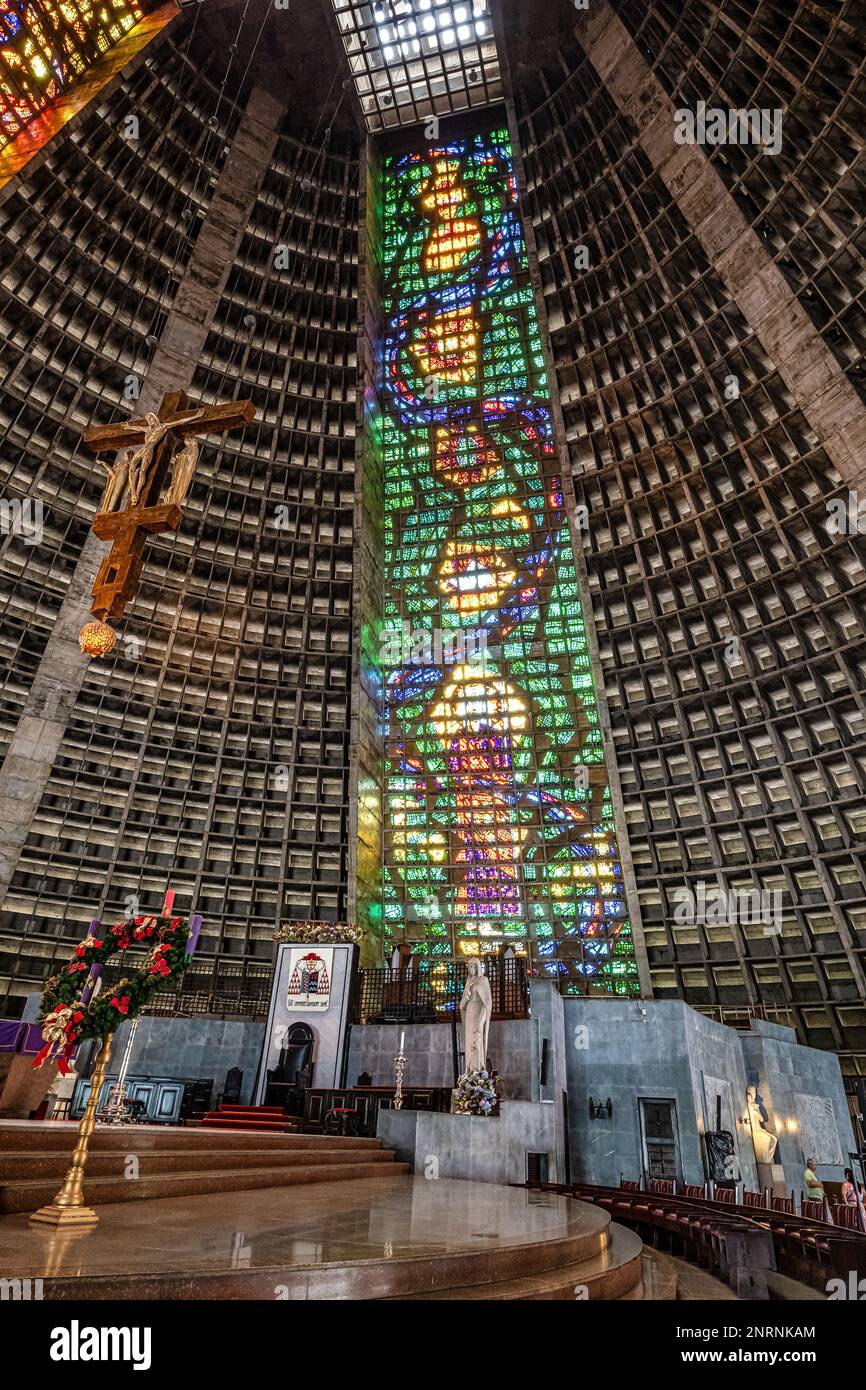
xmin=669 ymin=1256 xmax=740 ymax=1300
xmin=1 ymin=1176 xmax=603 ymax=1286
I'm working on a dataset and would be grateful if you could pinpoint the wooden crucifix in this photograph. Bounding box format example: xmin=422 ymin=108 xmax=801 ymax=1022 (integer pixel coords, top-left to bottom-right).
xmin=83 ymin=390 xmax=255 ymax=621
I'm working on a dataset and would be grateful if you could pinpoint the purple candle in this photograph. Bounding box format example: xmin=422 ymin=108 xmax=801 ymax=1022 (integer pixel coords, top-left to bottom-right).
xmin=79 ymin=919 xmax=103 ymax=1004
xmin=80 ymin=961 xmax=103 ymax=1006
xmin=185 ymin=913 xmax=202 ymax=958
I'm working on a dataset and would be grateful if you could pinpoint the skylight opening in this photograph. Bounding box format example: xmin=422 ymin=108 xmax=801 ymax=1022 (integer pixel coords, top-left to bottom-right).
xmin=331 ymin=0 xmax=501 ymax=130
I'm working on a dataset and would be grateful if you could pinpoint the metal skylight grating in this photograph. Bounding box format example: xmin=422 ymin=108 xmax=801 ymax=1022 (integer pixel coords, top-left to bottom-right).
xmin=331 ymin=1 xmax=502 ymax=131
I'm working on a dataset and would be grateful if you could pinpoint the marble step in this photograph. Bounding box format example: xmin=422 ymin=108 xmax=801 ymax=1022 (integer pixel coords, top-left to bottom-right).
xmin=0 ymin=1122 xmax=382 ymax=1153
xmin=0 ymin=1144 xmax=399 ymax=1182
xmin=393 ymin=1223 xmax=647 ymax=1300
xmin=0 ymin=1159 xmax=409 ymax=1215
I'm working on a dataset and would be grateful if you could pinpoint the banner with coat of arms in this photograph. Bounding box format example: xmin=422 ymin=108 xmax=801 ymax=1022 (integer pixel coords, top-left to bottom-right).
xmin=286 ymin=947 xmax=333 ymax=1011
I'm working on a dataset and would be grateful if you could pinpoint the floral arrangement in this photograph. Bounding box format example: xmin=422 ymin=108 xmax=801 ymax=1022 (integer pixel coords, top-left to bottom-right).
xmin=275 ymin=920 xmax=365 ymax=946
xmin=33 ymin=915 xmax=193 ymax=1075
xmin=453 ymin=1069 xmax=499 ymax=1116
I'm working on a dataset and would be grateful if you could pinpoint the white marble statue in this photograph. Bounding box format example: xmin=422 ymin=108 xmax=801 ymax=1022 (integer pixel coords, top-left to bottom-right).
xmin=459 ymin=959 xmax=492 ymax=1074
xmin=746 ymin=1084 xmax=778 ymax=1164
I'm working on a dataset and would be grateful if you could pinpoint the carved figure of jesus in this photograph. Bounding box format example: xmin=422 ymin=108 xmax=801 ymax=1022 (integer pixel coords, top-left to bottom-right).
xmin=126 ymin=413 xmax=173 ymax=506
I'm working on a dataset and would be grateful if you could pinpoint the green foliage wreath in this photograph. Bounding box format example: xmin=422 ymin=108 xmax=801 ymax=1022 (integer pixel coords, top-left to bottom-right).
xmin=34 ymin=915 xmax=192 ymax=1071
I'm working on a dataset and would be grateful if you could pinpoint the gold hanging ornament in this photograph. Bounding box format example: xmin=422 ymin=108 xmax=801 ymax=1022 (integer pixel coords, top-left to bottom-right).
xmin=78 ymin=620 xmax=116 ymax=658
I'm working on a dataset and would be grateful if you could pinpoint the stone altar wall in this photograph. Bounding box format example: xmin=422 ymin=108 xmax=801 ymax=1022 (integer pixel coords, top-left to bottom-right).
xmin=563 ymin=999 xmax=758 ymax=1189
xmin=377 ymin=1102 xmax=561 ymax=1186
xmin=345 ymin=1017 xmax=541 ymax=1100
xmin=739 ymin=1020 xmax=856 ymax=1196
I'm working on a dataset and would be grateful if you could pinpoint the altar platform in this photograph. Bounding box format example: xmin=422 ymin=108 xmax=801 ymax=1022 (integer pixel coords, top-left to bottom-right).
xmin=0 ymin=1118 xmax=407 ymax=1214
xmin=0 ymin=1174 xmax=676 ymax=1300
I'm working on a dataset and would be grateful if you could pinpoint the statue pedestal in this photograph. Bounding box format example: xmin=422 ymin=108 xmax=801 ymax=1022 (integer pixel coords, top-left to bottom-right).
xmin=757 ymin=1161 xmax=787 ymax=1197
xmin=378 ymin=1101 xmax=561 ymax=1185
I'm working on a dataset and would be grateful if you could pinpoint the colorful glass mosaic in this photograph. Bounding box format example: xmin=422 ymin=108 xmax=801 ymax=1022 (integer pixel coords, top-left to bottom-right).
xmin=379 ymin=124 xmax=639 ymax=993
xmin=0 ymin=0 xmax=145 ymax=149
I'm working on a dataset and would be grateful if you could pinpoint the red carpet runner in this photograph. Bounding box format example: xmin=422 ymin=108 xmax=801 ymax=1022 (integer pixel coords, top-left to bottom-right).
xmin=199 ymin=1104 xmax=294 ymax=1133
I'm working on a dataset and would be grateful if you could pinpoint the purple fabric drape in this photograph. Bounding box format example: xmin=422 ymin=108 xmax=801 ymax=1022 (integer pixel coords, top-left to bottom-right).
xmin=0 ymin=1020 xmax=27 ymax=1051
xmin=0 ymin=1021 xmax=46 ymax=1055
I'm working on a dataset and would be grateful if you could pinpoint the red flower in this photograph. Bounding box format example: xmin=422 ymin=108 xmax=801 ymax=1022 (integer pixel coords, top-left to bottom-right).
xmin=65 ymin=1009 xmax=85 ymax=1038
xmin=67 ymin=961 xmax=87 ymax=974
xmin=109 ymin=995 xmax=130 ymax=1015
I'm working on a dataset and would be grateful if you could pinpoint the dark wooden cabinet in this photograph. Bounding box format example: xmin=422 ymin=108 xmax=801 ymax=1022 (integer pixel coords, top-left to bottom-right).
xmin=71 ymin=1074 xmax=211 ymax=1124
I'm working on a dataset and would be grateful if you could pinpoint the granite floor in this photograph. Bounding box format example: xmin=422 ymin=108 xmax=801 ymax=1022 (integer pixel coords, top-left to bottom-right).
xmin=0 ymin=1175 xmax=604 ymax=1286
xmin=671 ymin=1256 xmax=740 ymax=1300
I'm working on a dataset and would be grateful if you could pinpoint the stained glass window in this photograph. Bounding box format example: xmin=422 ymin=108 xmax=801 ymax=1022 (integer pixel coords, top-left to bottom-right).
xmin=0 ymin=0 xmax=145 ymax=150
xmin=378 ymin=123 xmax=640 ymax=994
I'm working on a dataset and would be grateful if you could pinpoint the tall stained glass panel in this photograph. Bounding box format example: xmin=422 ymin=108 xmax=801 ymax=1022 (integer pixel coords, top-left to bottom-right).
xmin=379 ymin=122 xmax=639 ymax=993
xmin=0 ymin=0 xmax=147 ymax=150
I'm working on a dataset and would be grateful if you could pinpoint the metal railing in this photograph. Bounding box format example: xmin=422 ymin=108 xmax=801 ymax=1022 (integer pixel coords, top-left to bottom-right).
xmin=94 ymin=953 xmax=531 ymax=1024
xmin=694 ymin=1003 xmax=796 ymax=1031
xmin=113 ymin=959 xmax=277 ymax=1020
xmin=355 ymin=956 xmax=529 ymax=1024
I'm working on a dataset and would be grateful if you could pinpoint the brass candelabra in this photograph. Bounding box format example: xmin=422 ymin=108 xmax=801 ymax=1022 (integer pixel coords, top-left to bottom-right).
xmin=393 ymin=1047 xmax=406 ymax=1110
xmin=30 ymin=1033 xmax=114 ymax=1227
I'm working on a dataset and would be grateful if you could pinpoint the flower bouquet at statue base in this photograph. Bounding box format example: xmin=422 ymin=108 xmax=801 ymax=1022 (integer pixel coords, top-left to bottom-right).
xmin=451 ymin=1069 xmax=499 ymax=1117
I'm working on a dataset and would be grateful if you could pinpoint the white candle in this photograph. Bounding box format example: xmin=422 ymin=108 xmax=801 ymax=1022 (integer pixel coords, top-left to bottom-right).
xmin=400 ymin=1030 xmax=405 ymax=1053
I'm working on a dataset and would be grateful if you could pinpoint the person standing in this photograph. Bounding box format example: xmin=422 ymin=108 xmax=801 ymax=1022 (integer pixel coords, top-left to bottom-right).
xmin=841 ymin=1168 xmax=863 ymax=1206
xmin=804 ymin=1156 xmax=825 ymax=1201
